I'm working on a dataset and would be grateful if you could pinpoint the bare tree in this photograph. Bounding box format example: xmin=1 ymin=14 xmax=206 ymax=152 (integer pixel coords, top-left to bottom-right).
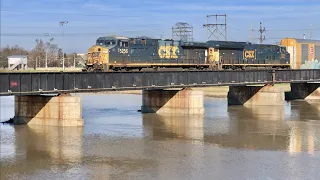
xmin=27 ymin=38 xmax=61 ymax=68
xmin=46 ymin=38 xmax=60 ymax=67
xmin=28 ymin=39 xmax=46 ymax=67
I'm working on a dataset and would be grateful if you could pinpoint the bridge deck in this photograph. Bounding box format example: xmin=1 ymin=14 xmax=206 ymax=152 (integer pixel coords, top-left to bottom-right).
xmin=0 ymin=70 xmax=319 ymax=96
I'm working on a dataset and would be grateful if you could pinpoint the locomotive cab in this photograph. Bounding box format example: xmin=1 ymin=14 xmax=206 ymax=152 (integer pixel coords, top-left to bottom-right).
xmin=85 ymin=36 xmax=126 ymax=71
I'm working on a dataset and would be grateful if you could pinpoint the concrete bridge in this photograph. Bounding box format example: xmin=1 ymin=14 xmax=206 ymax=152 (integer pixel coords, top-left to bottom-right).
xmin=0 ymin=69 xmax=319 ymax=127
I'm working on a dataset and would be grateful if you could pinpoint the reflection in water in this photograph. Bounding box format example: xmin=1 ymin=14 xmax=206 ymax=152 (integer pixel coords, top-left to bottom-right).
xmin=223 ymin=105 xmax=290 ymax=150
xmin=142 ymin=114 xmax=204 ymax=141
xmin=230 ymin=105 xmax=286 ymax=121
xmin=291 ymin=100 xmax=320 ymax=121
xmin=1 ymin=95 xmax=320 ymax=179
xmin=0 ymin=125 xmax=83 ymax=179
xmin=288 ymin=101 xmax=320 ymax=155
xmin=142 ymin=104 xmax=320 ymax=153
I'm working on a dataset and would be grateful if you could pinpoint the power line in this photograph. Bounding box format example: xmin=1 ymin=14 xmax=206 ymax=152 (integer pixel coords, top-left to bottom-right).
xmin=0 ymin=30 xmax=164 ymax=37
xmin=267 ymin=28 xmax=320 ymax=31
xmin=226 ymin=26 xmax=320 ymax=32
xmin=1 ymin=24 xmax=162 ymax=29
xmin=0 ymin=10 xmax=142 ymax=17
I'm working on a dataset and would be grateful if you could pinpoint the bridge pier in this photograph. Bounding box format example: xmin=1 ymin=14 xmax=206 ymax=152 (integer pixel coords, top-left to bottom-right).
xmin=228 ymin=85 xmax=285 ymax=106
xmin=13 ymin=93 xmax=84 ymax=126
xmin=285 ymin=83 xmax=320 ymax=100
xmin=141 ymin=88 xmax=204 ymax=114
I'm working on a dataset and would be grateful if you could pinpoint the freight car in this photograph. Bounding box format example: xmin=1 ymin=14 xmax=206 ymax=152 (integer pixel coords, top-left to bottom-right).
xmin=84 ymin=36 xmax=290 ymax=71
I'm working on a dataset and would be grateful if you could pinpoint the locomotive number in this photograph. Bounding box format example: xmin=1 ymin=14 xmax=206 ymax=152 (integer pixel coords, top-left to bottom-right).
xmin=243 ymin=50 xmax=255 ymax=59
xmin=280 ymin=54 xmax=286 ymax=59
xmin=119 ymin=49 xmax=128 ymax=54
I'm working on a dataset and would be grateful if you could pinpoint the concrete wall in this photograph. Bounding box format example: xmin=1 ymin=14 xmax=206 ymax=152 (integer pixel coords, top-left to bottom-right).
xmin=141 ymin=88 xmax=204 ymax=114
xmin=14 ymin=94 xmax=84 ymax=126
xmin=228 ymin=85 xmax=285 ymax=106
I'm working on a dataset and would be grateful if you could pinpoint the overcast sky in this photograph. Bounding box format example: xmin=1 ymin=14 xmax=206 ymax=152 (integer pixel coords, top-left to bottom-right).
xmin=1 ymin=0 xmax=319 ymax=53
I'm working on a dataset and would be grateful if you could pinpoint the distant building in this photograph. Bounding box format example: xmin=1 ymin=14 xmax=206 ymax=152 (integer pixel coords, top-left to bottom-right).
xmin=281 ymin=38 xmax=320 ymax=69
xmin=8 ymin=55 xmax=28 ymax=70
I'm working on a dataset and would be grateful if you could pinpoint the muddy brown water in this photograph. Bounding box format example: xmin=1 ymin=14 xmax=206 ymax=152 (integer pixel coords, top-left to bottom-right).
xmin=1 ymin=95 xmax=320 ymax=180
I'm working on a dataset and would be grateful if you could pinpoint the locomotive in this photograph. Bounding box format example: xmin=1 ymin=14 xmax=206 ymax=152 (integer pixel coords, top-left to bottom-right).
xmin=84 ymin=36 xmax=290 ymax=71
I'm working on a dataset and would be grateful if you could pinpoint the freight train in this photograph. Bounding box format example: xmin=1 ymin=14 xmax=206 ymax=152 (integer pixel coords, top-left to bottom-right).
xmin=84 ymin=36 xmax=291 ymax=71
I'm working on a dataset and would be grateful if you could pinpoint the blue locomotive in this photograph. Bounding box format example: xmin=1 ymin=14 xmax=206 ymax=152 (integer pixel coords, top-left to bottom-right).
xmin=85 ymin=36 xmax=290 ymax=71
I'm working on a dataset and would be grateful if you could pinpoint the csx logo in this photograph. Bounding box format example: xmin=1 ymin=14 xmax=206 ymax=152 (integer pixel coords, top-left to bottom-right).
xmin=92 ymin=52 xmax=100 ymax=57
xmin=158 ymin=46 xmax=178 ymax=59
xmin=119 ymin=49 xmax=128 ymax=54
xmin=243 ymin=50 xmax=255 ymax=59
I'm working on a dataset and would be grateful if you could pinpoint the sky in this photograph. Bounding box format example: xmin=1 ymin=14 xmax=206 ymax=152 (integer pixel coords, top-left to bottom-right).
xmin=0 ymin=0 xmax=320 ymax=53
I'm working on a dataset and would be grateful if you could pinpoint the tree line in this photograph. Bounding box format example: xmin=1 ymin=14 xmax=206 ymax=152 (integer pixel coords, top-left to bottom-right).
xmin=0 ymin=39 xmax=86 ymax=69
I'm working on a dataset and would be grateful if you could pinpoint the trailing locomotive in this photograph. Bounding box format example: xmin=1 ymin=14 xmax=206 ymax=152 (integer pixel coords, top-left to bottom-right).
xmin=84 ymin=36 xmax=290 ymax=71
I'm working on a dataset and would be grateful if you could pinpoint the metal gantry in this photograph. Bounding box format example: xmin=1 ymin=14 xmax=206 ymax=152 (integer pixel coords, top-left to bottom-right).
xmin=203 ymin=14 xmax=227 ymax=41
xmin=172 ymin=22 xmax=193 ymax=42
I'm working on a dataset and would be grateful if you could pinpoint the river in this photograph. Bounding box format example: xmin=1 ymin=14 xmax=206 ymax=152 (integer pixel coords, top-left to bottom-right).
xmin=1 ymin=94 xmax=320 ymax=180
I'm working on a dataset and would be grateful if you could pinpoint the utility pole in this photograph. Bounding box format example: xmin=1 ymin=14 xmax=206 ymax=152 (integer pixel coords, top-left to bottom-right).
xmin=73 ymin=53 xmax=76 ymax=68
xmin=43 ymin=33 xmax=50 ymax=69
xmin=203 ymin=14 xmax=227 ymax=41
xmin=59 ymin=21 xmax=68 ymax=70
xmin=259 ymin=22 xmax=266 ymax=44
xmin=250 ymin=24 xmax=254 ymax=43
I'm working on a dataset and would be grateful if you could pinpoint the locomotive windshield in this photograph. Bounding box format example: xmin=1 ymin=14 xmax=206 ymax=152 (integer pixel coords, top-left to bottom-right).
xmin=280 ymin=47 xmax=286 ymax=53
xmin=96 ymin=40 xmax=116 ymax=46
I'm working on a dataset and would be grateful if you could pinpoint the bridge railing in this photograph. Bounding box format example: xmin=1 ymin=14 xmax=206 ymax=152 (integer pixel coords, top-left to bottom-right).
xmin=275 ymin=69 xmax=320 ymax=82
xmin=0 ymin=70 xmax=275 ymax=96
